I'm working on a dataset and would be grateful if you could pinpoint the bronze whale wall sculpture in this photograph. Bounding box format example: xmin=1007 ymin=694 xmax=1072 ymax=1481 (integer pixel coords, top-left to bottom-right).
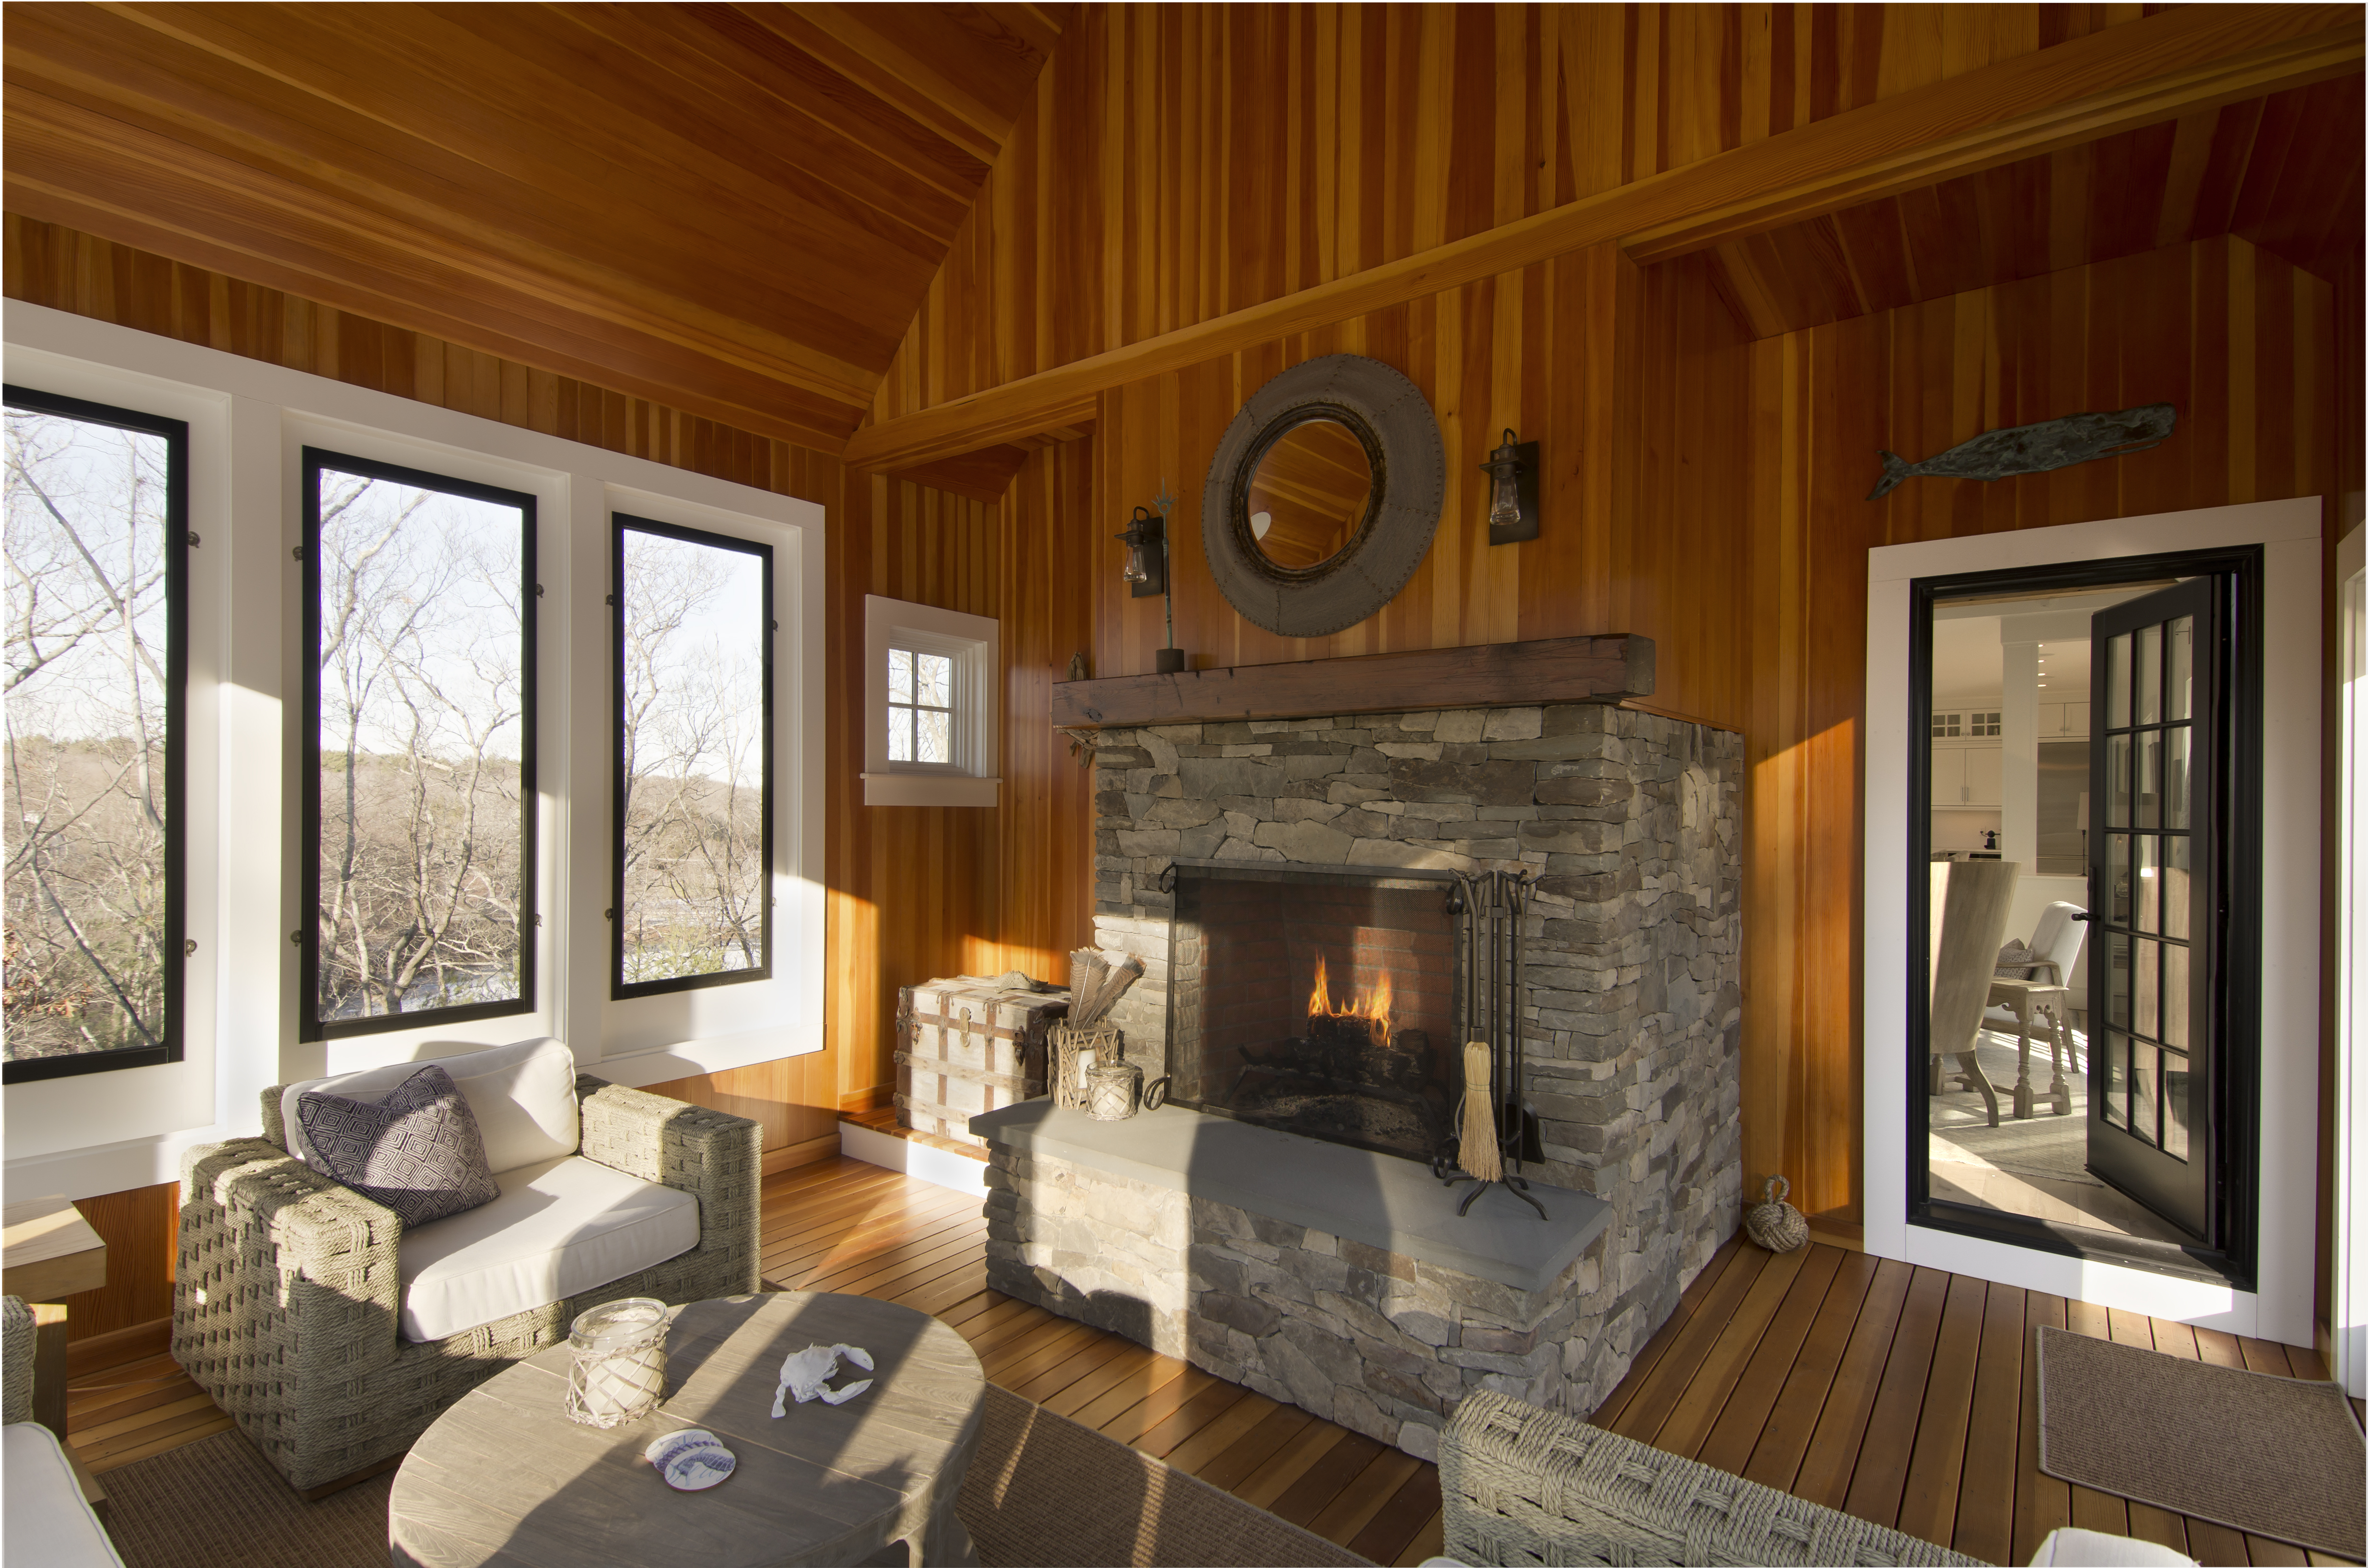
xmin=1869 ymin=402 xmax=2176 ymax=499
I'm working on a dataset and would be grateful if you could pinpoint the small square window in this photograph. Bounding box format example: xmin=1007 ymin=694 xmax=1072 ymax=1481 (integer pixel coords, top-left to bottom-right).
xmin=864 ymin=597 xmax=998 ymax=806
xmin=886 ymin=647 xmax=956 ymax=764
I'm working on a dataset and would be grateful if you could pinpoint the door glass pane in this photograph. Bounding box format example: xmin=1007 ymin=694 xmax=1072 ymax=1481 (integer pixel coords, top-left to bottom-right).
xmin=2166 ymin=616 xmax=2193 ymax=722
xmin=2136 ymin=624 xmax=2161 ymax=725
xmin=2135 ymin=936 xmax=2158 ymax=1038
xmin=2136 ymin=730 xmax=2161 ymax=829
xmin=2107 ymin=632 xmax=2131 ymax=729
xmin=2134 ymin=836 xmax=2158 ymax=933
xmin=2107 ymin=734 xmax=2132 ymax=826
xmin=2163 ymin=727 xmax=2190 ymax=829
xmin=2107 ymin=834 xmax=2131 ymax=923
xmin=2161 ymin=1050 xmax=2190 ymax=1160
xmin=2163 ymin=943 xmax=2190 ymax=1049
xmin=2131 ymin=1041 xmax=2158 ymax=1143
xmin=2161 ymin=836 xmax=2191 ymax=941
xmin=2103 ymin=1033 xmax=2127 ymax=1125
xmin=2107 ymin=931 xmax=2131 ymax=1027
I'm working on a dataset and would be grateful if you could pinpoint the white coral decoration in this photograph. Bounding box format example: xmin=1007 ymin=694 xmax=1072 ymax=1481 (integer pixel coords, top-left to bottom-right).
xmin=768 ymin=1343 xmax=876 ymax=1417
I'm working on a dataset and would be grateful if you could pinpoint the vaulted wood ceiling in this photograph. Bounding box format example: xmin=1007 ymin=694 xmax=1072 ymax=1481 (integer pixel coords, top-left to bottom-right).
xmin=1705 ymin=75 xmax=2364 ymax=340
xmin=3 ymin=2 xmax=1065 ymax=451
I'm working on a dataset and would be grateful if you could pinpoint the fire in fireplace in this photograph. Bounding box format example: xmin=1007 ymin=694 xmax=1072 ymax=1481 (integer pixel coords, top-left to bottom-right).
xmin=1165 ymin=861 xmax=1460 ymax=1163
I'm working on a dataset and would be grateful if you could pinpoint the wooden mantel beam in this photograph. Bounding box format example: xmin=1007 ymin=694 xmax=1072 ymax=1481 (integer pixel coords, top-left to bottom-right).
xmin=844 ymin=6 xmax=2361 ymax=473
xmin=1051 ymin=636 xmax=1655 ymax=730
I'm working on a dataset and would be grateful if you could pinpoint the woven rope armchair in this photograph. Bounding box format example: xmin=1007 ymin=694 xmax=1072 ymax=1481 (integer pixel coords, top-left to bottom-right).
xmin=1442 ymin=1389 xmax=1988 ymax=1568
xmin=173 ymin=1074 xmax=760 ymax=1492
xmin=3 ymin=1295 xmax=33 ymax=1426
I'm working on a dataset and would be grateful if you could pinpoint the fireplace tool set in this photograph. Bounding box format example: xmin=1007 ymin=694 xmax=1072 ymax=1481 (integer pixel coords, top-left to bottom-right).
xmin=1436 ymin=869 xmax=1548 ymax=1219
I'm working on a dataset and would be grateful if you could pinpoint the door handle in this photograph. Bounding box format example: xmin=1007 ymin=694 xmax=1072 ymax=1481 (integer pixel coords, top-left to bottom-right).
xmin=2070 ymin=911 xmax=2094 ymax=922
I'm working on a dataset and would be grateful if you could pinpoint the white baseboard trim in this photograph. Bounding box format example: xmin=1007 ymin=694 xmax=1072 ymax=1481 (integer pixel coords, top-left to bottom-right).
xmin=838 ymin=1121 xmax=989 ymax=1198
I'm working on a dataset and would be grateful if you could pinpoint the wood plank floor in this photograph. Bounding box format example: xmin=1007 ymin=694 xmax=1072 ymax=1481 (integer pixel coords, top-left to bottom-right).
xmin=1590 ymin=1238 xmax=2365 ymax=1568
xmin=69 ymin=1160 xmax=2358 ymax=1568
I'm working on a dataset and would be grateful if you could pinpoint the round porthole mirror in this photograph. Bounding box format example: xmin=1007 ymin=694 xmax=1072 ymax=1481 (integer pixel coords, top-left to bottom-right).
xmin=1245 ymin=416 xmax=1374 ymax=572
xmin=1202 ymin=355 xmax=1444 ymax=638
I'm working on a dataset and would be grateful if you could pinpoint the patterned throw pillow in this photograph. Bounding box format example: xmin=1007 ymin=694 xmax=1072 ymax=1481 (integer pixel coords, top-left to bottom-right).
xmin=298 ymin=1064 xmax=502 ymax=1228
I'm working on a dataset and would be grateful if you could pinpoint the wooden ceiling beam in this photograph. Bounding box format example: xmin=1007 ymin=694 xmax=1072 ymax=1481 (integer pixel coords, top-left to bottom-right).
xmin=842 ymin=4 xmax=2361 ymax=473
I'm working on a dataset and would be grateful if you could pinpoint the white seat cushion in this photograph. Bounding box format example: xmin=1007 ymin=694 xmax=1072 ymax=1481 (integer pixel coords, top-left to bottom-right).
xmin=2029 ymin=1526 xmax=2197 ymax=1566
xmin=4 ymin=1421 xmax=124 ymax=1568
xmin=397 ymin=1155 xmax=699 ymax=1343
xmin=283 ymin=1037 xmax=578 ymax=1177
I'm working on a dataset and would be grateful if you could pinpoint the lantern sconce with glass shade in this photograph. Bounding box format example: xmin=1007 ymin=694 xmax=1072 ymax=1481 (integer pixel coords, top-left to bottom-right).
xmin=1118 ymin=501 xmax=1188 ymax=674
xmin=1482 ymin=428 xmax=1539 ymax=545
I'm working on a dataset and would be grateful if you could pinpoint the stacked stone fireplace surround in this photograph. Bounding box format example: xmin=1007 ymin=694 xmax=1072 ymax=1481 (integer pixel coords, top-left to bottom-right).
xmin=979 ymin=701 xmax=1743 ymax=1460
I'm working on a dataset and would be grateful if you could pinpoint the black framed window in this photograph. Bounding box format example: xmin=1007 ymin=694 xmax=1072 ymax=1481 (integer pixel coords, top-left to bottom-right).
xmin=303 ymin=448 xmax=536 ymax=1040
xmin=3 ymin=387 xmax=188 ymax=1082
xmin=613 ymin=515 xmax=773 ymax=997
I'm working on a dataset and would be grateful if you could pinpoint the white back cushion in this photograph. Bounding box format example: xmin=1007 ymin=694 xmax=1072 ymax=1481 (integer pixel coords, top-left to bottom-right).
xmin=283 ymin=1037 xmax=578 ymax=1177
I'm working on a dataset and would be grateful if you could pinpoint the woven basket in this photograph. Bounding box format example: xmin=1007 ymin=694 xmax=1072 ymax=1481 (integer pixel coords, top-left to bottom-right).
xmin=1744 ymin=1175 xmax=1810 ymax=1253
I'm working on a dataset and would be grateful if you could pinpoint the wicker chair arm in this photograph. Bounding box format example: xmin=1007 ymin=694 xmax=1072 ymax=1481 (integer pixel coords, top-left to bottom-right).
xmin=574 ymin=1075 xmax=761 ymax=1294
xmin=575 ymin=1075 xmax=761 ymax=1188
xmin=178 ymin=1136 xmax=406 ymax=1374
xmin=2 ymin=1295 xmax=33 ymax=1425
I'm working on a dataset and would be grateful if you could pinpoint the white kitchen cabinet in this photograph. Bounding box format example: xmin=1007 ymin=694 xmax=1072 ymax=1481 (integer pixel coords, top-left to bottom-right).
xmin=1931 ymin=744 xmax=2004 ymax=806
xmin=2036 ymin=701 xmax=2091 ymax=738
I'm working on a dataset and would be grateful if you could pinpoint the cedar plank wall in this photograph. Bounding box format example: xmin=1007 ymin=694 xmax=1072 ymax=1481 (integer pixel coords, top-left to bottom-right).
xmin=870 ymin=3 xmax=2159 ymax=420
xmin=1092 ymin=247 xmax=1751 ymax=726
xmin=1 ymin=215 xmax=1070 ymax=1330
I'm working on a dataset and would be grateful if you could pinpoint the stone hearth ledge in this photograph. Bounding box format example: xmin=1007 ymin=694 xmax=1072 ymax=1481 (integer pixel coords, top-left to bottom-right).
xmin=970 ymin=1100 xmax=1621 ymax=1461
xmin=969 ymin=1101 xmax=1610 ymax=1289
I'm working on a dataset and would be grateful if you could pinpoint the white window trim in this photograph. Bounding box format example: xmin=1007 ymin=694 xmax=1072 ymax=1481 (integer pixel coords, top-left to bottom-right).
xmin=862 ymin=595 xmax=999 ymax=807
xmin=1863 ymin=496 xmax=2321 ymax=1345
xmin=3 ymin=302 xmax=827 ymax=1201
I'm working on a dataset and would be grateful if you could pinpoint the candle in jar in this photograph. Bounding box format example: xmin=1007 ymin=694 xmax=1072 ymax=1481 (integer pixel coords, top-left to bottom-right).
xmin=581 ymin=1340 xmax=665 ymax=1422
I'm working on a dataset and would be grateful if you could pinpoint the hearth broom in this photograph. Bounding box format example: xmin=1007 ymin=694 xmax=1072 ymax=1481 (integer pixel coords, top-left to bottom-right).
xmin=1459 ymin=1040 xmax=1503 ymax=1184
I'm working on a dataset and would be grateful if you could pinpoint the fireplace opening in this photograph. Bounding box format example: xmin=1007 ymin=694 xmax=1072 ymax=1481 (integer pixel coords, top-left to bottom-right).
xmin=1166 ymin=861 xmax=1460 ymax=1163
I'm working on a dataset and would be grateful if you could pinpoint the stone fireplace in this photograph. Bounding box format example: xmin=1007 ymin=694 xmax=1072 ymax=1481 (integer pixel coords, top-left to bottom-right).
xmin=974 ymin=697 xmax=1743 ymax=1459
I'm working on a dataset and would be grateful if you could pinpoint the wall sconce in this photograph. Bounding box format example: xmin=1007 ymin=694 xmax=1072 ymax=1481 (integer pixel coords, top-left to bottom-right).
xmin=1117 ymin=502 xmax=1187 ymax=674
xmin=1482 ymin=428 xmax=1539 ymax=545
xmin=1116 ymin=505 xmax=1166 ymax=596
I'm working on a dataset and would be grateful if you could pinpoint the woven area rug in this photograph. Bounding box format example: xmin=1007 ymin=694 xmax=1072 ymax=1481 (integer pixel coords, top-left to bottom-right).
xmin=960 ymin=1385 xmax=1365 ymax=1568
xmin=2037 ymin=1326 xmax=2367 ymax=1558
xmin=98 ymin=1384 xmax=1366 ymax=1568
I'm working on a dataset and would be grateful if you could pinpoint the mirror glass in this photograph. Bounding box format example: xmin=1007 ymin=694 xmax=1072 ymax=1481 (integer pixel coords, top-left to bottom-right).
xmin=1245 ymin=417 xmax=1372 ymax=570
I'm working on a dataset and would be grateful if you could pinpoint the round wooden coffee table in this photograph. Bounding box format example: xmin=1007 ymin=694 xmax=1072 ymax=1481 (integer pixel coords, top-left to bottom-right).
xmin=389 ymin=1292 xmax=985 ymax=1568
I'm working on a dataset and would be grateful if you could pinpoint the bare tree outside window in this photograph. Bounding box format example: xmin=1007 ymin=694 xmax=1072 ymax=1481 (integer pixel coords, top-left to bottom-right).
xmin=614 ymin=519 xmax=770 ymax=992
xmin=3 ymin=396 xmax=184 ymax=1070
xmin=307 ymin=452 xmax=534 ymax=1035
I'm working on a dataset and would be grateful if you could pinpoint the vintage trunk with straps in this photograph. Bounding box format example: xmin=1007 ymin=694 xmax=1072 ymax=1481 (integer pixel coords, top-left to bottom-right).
xmin=895 ymin=976 xmax=1068 ymax=1148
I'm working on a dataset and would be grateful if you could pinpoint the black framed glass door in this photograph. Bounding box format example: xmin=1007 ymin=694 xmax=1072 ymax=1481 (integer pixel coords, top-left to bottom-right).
xmin=2088 ymin=578 xmax=2219 ymax=1240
